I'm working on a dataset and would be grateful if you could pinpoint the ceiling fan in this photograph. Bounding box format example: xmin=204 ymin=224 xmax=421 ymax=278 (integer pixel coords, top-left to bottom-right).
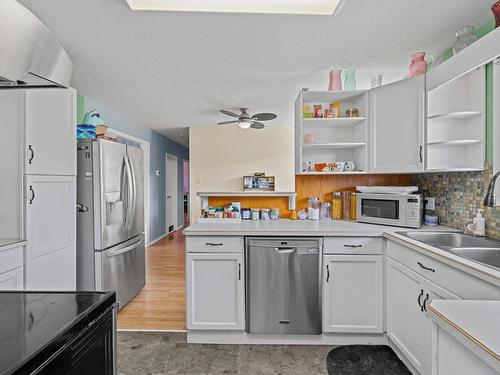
xmin=217 ymin=108 xmax=277 ymax=129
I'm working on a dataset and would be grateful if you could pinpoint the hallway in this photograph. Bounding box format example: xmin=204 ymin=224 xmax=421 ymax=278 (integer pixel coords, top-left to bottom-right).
xmin=118 ymin=229 xmax=186 ymax=331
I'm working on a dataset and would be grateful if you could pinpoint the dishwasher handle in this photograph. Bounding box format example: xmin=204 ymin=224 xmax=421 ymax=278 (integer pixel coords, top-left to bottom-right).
xmin=274 ymin=247 xmax=296 ymax=254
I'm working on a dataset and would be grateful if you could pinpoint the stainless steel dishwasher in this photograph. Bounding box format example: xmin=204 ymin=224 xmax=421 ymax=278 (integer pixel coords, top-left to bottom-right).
xmin=245 ymin=237 xmax=322 ymax=335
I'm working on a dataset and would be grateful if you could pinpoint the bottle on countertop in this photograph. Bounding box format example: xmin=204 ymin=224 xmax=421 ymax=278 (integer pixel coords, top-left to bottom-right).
xmin=473 ymin=208 xmax=486 ymax=236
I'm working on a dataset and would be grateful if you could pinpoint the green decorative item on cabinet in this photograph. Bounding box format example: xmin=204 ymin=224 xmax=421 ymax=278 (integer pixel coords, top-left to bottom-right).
xmin=343 ymin=69 xmax=357 ymax=90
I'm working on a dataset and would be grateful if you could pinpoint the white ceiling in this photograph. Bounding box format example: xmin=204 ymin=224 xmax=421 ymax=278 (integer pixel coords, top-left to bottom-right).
xmin=20 ymin=0 xmax=493 ymax=139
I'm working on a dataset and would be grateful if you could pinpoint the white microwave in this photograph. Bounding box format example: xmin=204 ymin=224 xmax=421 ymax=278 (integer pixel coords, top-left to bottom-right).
xmin=356 ymin=193 xmax=423 ymax=228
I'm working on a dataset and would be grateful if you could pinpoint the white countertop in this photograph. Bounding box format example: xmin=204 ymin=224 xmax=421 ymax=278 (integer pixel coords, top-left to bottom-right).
xmin=429 ymin=300 xmax=500 ymax=372
xmin=0 ymin=239 xmax=26 ymax=251
xmin=184 ymin=219 xmax=451 ymax=237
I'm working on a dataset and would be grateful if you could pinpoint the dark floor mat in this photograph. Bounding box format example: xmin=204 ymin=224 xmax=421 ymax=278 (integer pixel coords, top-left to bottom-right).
xmin=326 ymin=345 xmax=412 ymax=375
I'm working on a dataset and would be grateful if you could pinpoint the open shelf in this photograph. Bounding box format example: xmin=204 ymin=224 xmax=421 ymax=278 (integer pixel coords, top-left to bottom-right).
xmin=301 ymin=90 xmax=366 ymax=103
xmin=302 ymin=142 xmax=366 ymax=149
xmin=297 ymin=171 xmax=367 ymax=175
xmin=428 ymin=111 xmax=483 ymax=120
xmin=425 ymin=66 xmax=485 ymax=171
xmin=197 ymin=191 xmax=297 ymax=210
xmin=427 ymin=139 xmax=482 ymax=147
xmin=302 ymin=117 xmax=366 ymax=127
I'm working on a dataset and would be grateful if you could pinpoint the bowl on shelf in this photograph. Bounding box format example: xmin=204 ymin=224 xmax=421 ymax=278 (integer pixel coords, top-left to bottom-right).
xmin=314 ymin=163 xmax=328 ymax=172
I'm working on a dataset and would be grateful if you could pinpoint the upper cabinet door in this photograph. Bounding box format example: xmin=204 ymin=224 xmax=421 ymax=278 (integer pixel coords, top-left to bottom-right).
xmin=25 ymin=88 xmax=76 ymax=176
xmin=369 ymin=76 xmax=425 ymax=173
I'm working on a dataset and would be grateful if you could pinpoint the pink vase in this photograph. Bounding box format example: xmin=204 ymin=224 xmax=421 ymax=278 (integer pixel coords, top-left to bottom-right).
xmin=328 ymin=69 xmax=343 ymax=91
xmin=409 ymin=52 xmax=427 ymax=78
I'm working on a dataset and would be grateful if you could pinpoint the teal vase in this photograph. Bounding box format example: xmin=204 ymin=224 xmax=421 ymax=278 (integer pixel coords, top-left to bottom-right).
xmin=343 ymin=69 xmax=357 ymax=90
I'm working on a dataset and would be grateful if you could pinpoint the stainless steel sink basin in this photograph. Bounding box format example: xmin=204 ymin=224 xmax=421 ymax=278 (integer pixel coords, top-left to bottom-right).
xmin=396 ymin=231 xmax=500 ymax=270
xmin=396 ymin=231 xmax=500 ymax=250
xmin=449 ymin=248 xmax=500 ymax=270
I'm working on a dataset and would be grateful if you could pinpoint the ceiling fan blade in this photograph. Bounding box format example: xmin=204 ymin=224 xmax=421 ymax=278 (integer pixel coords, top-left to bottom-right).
xmin=251 ymin=113 xmax=277 ymax=121
xmin=217 ymin=120 xmax=238 ymax=125
xmin=250 ymin=121 xmax=265 ymax=129
xmin=220 ymin=109 xmax=240 ymax=118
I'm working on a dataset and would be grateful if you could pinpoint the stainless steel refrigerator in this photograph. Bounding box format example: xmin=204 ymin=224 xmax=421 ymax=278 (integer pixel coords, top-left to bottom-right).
xmin=76 ymin=138 xmax=145 ymax=309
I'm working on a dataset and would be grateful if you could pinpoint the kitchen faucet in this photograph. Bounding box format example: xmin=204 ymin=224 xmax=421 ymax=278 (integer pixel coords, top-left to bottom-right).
xmin=484 ymin=171 xmax=500 ymax=207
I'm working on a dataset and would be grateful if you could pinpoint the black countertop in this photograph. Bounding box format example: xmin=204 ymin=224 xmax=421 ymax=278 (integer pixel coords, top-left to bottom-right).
xmin=0 ymin=291 xmax=116 ymax=375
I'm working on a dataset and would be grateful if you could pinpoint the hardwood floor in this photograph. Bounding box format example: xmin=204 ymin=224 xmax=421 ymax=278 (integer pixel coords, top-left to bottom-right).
xmin=117 ymin=228 xmax=186 ymax=331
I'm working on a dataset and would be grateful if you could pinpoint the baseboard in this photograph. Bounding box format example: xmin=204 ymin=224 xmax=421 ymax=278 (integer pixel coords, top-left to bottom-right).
xmin=118 ymin=328 xmax=187 ymax=333
xmin=148 ymin=232 xmax=167 ymax=246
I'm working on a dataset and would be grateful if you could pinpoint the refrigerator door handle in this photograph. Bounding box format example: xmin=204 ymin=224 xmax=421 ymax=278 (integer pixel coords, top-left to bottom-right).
xmin=126 ymin=154 xmax=137 ymax=230
xmin=105 ymin=237 xmax=143 ymax=258
xmin=123 ymin=154 xmax=134 ymax=231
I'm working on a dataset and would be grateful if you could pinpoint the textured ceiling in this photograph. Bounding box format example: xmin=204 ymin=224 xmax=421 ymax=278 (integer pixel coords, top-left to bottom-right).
xmin=20 ymin=0 xmax=494 ymax=137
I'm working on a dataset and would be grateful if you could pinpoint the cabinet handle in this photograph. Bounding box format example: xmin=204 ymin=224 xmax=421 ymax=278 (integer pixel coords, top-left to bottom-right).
xmin=238 ymin=263 xmax=241 ymax=281
xmin=344 ymin=244 xmax=362 ymax=248
xmin=326 ymin=265 xmax=330 ymax=282
xmin=422 ymin=293 xmax=430 ymax=312
xmin=418 ymin=289 xmax=424 ymax=311
xmin=417 ymin=262 xmax=435 ymax=273
xmin=419 ymin=146 xmax=423 ymax=163
xmin=28 ymin=145 xmax=34 ymax=164
xmin=29 ymin=185 xmax=35 ymax=204
xmin=206 ymin=242 xmax=223 ymax=247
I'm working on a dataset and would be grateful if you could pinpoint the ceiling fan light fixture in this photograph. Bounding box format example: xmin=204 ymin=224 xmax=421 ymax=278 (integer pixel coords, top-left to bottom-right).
xmin=238 ymin=119 xmax=252 ymax=129
xmin=126 ymin=0 xmax=344 ymax=16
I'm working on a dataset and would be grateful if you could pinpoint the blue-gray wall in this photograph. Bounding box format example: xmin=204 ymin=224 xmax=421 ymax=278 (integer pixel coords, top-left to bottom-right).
xmin=81 ymin=96 xmax=189 ymax=243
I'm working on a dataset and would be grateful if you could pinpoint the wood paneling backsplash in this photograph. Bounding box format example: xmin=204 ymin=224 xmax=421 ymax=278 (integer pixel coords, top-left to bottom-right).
xmin=295 ymin=174 xmax=412 ymax=211
xmin=208 ymin=174 xmax=411 ymax=218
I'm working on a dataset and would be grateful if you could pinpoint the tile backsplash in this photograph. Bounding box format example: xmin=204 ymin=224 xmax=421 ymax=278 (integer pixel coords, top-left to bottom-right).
xmin=412 ymin=162 xmax=500 ymax=239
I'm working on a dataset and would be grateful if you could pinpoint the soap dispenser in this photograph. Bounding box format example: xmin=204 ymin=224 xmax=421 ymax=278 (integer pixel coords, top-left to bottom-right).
xmin=473 ymin=209 xmax=486 ymax=236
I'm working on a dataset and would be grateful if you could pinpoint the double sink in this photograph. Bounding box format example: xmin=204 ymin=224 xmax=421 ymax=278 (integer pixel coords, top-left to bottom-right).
xmin=397 ymin=231 xmax=500 ymax=270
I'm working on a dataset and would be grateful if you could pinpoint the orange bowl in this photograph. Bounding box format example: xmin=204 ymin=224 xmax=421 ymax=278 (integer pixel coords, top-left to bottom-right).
xmin=314 ymin=163 xmax=327 ymax=172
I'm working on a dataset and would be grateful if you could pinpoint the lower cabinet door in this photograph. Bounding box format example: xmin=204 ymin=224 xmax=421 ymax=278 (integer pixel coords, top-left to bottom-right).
xmin=323 ymin=255 xmax=383 ymax=333
xmin=25 ymin=175 xmax=76 ymax=290
xmin=0 ymin=268 xmax=23 ymax=290
xmin=424 ymin=279 xmax=461 ymax=374
xmin=187 ymin=253 xmax=244 ymax=330
xmin=387 ymin=258 xmax=427 ymax=374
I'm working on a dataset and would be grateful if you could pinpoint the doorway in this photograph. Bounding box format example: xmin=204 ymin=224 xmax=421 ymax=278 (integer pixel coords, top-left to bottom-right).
xmin=166 ymin=153 xmax=178 ymax=234
xmin=183 ymin=159 xmax=190 ymax=225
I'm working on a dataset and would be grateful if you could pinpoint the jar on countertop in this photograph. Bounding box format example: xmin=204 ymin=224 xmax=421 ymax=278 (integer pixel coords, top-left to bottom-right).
xmin=270 ymin=208 xmax=280 ymax=220
xmin=332 ymin=192 xmax=343 ymax=220
xmin=261 ymin=208 xmax=270 ymax=221
xmin=251 ymin=208 xmax=260 ymax=221
xmin=241 ymin=208 xmax=251 ymax=220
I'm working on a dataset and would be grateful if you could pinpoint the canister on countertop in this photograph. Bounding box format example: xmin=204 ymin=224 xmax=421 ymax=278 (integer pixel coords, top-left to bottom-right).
xmin=320 ymin=202 xmax=331 ymax=220
xmin=241 ymin=208 xmax=251 ymax=220
xmin=270 ymin=208 xmax=280 ymax=220
xmin=251 ymin=208 xmax=260 ymax=221
xmin=332 ymin=192 xmax=343 ymax=220
xmin=342 ymin=191 xmax=351 ymax=220
xmin=349 ymin=192 xmax=357 ymax=220
xmin=261 ymin=208 xmax=270 ymax=221
xmin=307 ymin=197 xmax=320 ymax=220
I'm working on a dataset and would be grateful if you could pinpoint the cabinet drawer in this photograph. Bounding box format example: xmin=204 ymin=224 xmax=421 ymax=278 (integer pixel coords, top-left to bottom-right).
xmin=0 ymin=245 xmax=23 ymax=274
xmin=186 ymin=236 xmax=244 ymax=253
xmin=387 ymin=240 xmax=500 ymax=300
xmin=324 ymin=237 xmax=383 ymax=255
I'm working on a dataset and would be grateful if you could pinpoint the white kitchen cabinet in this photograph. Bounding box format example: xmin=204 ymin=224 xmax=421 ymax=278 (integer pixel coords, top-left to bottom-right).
xmin=187 ymin=253 xmax=244 ymax=330
xmin=431 ymin=326 xmax=498 ymax=375
xmin=387 ymin=258 xmax=428 ymax=374
xmin=387 ymin=256 xmax=462 ymax=374
xmin=0 ymin=268 xmax=24 ymax=290
xmin=323 ymin=255 xmax=383 ymax=333
xmin=0 ymin=245 xmax=24 ymax=290
xmin=0 ymin=90 xmax=24 ymax=240
xmin=25 ymin=88 xmax=76 ymax=176
xmin=25 ymin=175 xmax=76 ymax=290
xmin=369 ymin=76 xmax=425 ymax=173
